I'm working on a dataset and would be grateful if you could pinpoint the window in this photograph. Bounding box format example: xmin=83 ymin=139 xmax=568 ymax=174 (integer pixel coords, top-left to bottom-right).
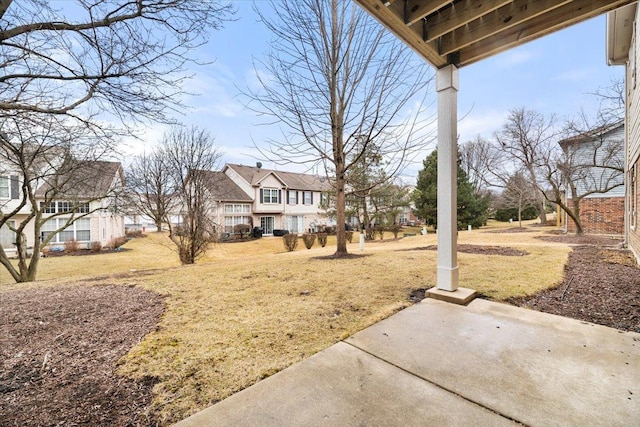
xmin=224 ymin=215 xmax=252 ymax=233
xmin=0 ymin=220 xmax=15 ymax=249
xmin=261 ymin=188 xmax=280 ymax=204
xmin=39 ymin=201 xmax=90 ymax=214
xmin=320 ymin=192 xmax=329 ymax=205
xmin=0 ymin=176 xmax=9 ymax=199
xmin=224 ymin=204 xmax=250 ymax=214
xmin=41 ymin=218 xmax=91 ymax=243
xmin=288 ymin=190 xmax=298 ymax=205
xmin=303 ymin=191 xmax=313 ymax=205
xmin=286 ymin=215 xmax=304 ymax=233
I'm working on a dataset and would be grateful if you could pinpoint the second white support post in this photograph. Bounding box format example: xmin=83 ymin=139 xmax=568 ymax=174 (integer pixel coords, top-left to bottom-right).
xmin=436 ymin=64 xmax=459 ymax=292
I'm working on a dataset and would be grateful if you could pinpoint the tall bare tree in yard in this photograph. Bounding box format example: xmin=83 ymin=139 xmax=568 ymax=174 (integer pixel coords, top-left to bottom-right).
xmin=247 ymin=0 xmax=434 ymax=256
xmin=0 ymin=0 xmax=233 ymax=281
xmin=161 ymin=126 xmax=222 ymax=264
xmin=495 ymin=108 xmax=560 ymax=224
xmin=498 ymin=170 xmax=539 ymax=228
xmin=0 ymin=116 xmax=124 ymax=283
xmin=126 ymin=151 xmax=178 ymax=232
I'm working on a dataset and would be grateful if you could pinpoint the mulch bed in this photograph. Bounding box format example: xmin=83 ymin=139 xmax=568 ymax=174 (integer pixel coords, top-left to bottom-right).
xmin=484 ymin=227 xmax=539 ymax=234
xmin=401 ymin=244 xmax=529 ymax=256
xmin=535 ymin=233 xmax=624 ymax=246
xmin=0 ymin=285 xmax=165 ymax=426
xmin=507 ymin=245 xmax=640 ymax=333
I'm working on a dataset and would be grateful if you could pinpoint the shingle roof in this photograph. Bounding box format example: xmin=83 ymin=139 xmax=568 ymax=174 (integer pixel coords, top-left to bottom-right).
xmin=226 ymin=163 xmax=332 ymax=192
xmin=35 ymin=160 xmax=122 ymax=199
xmin=198 ymin=170 xmax=253 ymax=202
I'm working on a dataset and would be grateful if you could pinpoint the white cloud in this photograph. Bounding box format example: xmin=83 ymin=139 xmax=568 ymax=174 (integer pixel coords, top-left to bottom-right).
xmin=498 ymin=50 xmax=537 ymax=67
xmin=458 ymin=109 xmax=508 ymax=142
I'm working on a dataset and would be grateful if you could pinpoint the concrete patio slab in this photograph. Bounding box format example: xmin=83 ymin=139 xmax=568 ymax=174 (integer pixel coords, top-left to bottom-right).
xmin=176 ymin=340 xmax=515 ymax=427
xmin=346 ymin=298 xmax=640 ymax=426
xmin=175 ymin=298 xmax=640 ymax=427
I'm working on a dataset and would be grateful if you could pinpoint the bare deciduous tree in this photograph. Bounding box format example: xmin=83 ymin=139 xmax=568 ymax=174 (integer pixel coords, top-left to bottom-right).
xmin=495 ymin=107 xmax=560 ymax=224
xmin=161 ymin=126 xmax=223 ymax=264
xmin=0 ymin=116 xmax=124 ymax=283
xmin=126 ymin=151 xmax=178 ymax=232
xmin=0 ymin=0 xmax=234 ymax=128
xmin=0 ymin=0 xmax=233 ymax=281
xmin=246 ymin=0 xmax=435 ymax=256
xmin=498 ymin=170 xmax=539 ymax=228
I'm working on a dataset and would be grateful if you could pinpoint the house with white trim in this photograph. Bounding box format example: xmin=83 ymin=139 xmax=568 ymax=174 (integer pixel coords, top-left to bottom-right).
xmin=223 ymin=163 xmax=332 ymax=235
xmin=607 ymin=3 xmax=640 ymax=261
xmin=558 ymin=122 xmax=625 ymax=235
xmin=0 ymin=158 xmax=126 ymax=253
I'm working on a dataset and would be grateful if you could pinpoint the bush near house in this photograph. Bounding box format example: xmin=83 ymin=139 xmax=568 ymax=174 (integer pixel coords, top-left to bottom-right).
xmin=283 ymin=233 xmax=298 ymax=252
xmin=64 ymin=239 xmax=79 ymax=254
xmin=91 ymin=241 xmax=102 ymax=253
xmin=233 ymin=224 xmax=252 ymax=239
xmin=317 ymin=233 xmax=327 ymax=247
xmin=302 ymin=233 xmax=316 ymax=249
xmin=390 ymin=224 xmax=402 ymax=238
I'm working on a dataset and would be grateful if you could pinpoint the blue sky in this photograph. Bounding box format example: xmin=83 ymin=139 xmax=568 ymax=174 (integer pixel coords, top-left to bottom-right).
xmin=124 ymin=1 xmax=624 ymax=181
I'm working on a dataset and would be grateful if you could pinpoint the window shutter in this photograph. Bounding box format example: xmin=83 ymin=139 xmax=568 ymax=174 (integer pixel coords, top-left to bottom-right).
xmin=278 ymin=190 xmax=282 ymax=204
xmin=296 ymin=191 xmax=299 ymax=204
xmin=260 ymin=189 xmax=264 ymax=203
xmin=287 ymin=190 xmax=290 ymax=205
xmin=10 ymin=176 xmax=18 ymax=200
xmin=311 ymin=192 xmax=314 ymax=204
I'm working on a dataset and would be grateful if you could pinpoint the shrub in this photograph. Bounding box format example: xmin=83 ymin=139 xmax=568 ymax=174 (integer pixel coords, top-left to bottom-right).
xmin=302 ymin=233 xmax=316 ymax=249
xmin=64 ymin=239 xmax=79 ymax=253
xmin=374 ymin=225 xmax=385 ymax=240
xmin=107 ymin=236 xmax=127 ymax=249
xmin=345 ymin=231 xmax=353 ymax=243
xmin=324 ymin=225 xmax=336 ymax=235
xmin=91 ymin=241 xmax=102 ymax=253
xmin=390 ymin=224 xmax=402 ymax=239
xmin=233 ymin=223 xmax=252 ymax=238
xmin=317 ymin=232 xmax=327 ymax=247
xmin=283 ymin=233 xmax=298 ymax=252
xmin=125 ymin=229 xmax=143 ymax=238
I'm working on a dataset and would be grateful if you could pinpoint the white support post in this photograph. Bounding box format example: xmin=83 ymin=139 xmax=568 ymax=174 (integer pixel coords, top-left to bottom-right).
xmin=436 ymin=65 xmax=459 ymax=292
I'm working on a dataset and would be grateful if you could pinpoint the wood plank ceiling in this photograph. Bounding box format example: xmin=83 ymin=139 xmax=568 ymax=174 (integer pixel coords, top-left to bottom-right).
xmin=354 ymin=0 xmax=637 ymax=68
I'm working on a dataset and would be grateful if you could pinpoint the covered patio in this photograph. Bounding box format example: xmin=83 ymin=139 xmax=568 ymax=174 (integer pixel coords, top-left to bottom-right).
xmin=355 ymin=0 xmax=635 ymax=298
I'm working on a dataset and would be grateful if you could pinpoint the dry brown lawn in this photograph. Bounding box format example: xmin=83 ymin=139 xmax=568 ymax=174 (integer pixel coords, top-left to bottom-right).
xmin=0 ymin=219 xmax=571 ymax=424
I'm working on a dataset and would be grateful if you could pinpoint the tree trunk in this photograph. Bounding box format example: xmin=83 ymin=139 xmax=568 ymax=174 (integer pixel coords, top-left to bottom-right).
xmin=335 ymin=172 xmax=347 ymax=256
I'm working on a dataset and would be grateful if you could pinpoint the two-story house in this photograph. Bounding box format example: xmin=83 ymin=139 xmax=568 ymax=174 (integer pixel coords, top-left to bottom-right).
xmin=0 ymin=156 xmax=125 ymax=253
xmin=559 ymin=123 xmax=625 ymax=234
xmin=223 ymin=163 xmax=332 ymax=235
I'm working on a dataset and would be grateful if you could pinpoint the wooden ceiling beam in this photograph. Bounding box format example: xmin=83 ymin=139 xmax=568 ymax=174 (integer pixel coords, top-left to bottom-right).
xmin=439 ymin=0 xmax=572 ymax=56
xmin=424 ymin=0 xmax=513 ymax=42
xmin=405 ymin=0 xmax=451 ymax=26
xmin=355 ymin=0 xmax=448 ymax=67
xmin=457 ymin=0 xmax=637 ymax=66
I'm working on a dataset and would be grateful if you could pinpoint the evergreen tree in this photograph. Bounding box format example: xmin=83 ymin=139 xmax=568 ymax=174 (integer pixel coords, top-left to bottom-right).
xmin=414 ymin=150 xmax=490 ymax=230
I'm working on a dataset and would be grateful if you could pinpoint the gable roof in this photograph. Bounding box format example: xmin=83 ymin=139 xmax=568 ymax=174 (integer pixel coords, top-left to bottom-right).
xmin=35 ymin=160 xmax=122 ymax=199
xmin=559 ymin=121 xmax=624 ymax=150
xmin=225 ymin=163 xmax=332 ymax=192
xmin=198 ymin=170 xmax=253 ymax=202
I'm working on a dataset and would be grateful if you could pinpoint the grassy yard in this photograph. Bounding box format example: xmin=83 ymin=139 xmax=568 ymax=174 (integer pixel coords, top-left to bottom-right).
xmin=0 ymin=220 xmax=571 ymax=424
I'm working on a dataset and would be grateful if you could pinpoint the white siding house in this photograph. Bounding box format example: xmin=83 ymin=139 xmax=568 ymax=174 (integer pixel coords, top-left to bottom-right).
xmin=607 ymin=3 xmax=640 ymax=259
xmin=223 ymin=163 xmax=332 ymax=235
xmin=0 ymin=158 xmax=125 ymax=254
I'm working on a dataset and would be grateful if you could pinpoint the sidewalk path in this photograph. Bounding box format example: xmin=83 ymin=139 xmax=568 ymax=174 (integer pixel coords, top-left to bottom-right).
xmin=176 ymin=298 xmax=640 ymax=426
